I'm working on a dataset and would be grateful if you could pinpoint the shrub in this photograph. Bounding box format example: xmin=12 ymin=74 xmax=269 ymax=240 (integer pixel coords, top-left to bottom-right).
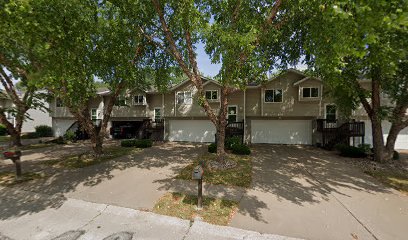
xmin=0 ymin=124 xmax=7 ymax=136
xmin=225 ymin=136 xmax=241 ymax=150
xmin=35 ymin=125 xmax=53 ymax=137
xmin=64 ymin=130 xmax=76 ymax=142
xmin=23 ymin=132 xmax=39 ymax=139
xmin=121 ymin=139 xmax=136 ymax=147
xmin=358 ymin=144 xmax=371 ymax=154
xmin=208 ymin=143 xmax=217 ymax=153
xmin=336 ymin=144 xmax=367 ymax=158
xmin=231 ymin=144 xmax=251 ymax=155
xmin=135 ymin=139 xmax=153 ymax=148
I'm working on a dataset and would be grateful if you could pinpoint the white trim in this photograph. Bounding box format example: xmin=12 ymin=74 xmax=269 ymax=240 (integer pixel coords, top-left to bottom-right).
xmin=293 ymin=77 xmax=322 ymax=86
xmin=154 ymin=107 xmax=162 ymax=121
xmin=300 ymin=87 xmax=320 ymax=99
xmin=263 ymin=89 xmax=283 ymax=103
xmin=202 ymin=79 xmax=222 ymax=87
xmin=324 ymin=104 xmax=337 ymax=121
xmin=227 ymin=105 xmax=238 ymax=122
xmin=243 ymin=89 xmax=247 ymax=144
xmin=176 ymin=91 xmax=193 ymax=105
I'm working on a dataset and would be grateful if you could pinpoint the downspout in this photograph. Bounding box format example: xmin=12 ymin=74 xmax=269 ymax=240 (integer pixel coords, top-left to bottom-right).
xmin=174 ymin=91 xmax=177 ymax=117
xmin=261 ymin=87 xmax=264 ymax=116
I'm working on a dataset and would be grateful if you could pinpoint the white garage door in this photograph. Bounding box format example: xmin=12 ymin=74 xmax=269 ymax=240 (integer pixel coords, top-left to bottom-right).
xmin=364 ymin=120 xmax=408 ymax=150
xmin=251 ymin=120 xmax=312 ymax=144
xmin=169 ymin=120 xmax=216 ymax=143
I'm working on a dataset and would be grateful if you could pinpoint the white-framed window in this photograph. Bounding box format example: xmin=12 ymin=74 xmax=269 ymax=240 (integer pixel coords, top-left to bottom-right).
xmin=133 ymin=95 xmax=145 ymax=105
xmin=325 ymin=104 xmax=337 ymax=122
xmin=227 ymin=105 xmax=237 ymax=122
xmin=205 ymin=90 xmax=218 ymax=101
xmin=302 ymin=87 xmax=319 ymax=98
xmin=177 ymin=91 xmax=192 ymax=104
xmin=56 ymin=98 xmax=64 ymax=107
xmin=91 ymin=108 xmax=101 ymax=120
xmin=114 ymin=95 xmax=127 ymax=106
xmin=264 ymin=89 xmax=283 ymax=103
xmin=154 ymin=108 xmax=162 ymax=121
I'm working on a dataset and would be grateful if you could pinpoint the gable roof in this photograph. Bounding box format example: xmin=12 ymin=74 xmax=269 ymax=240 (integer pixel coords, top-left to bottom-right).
xmin=293 ymin=76 xmax=322 ymax=86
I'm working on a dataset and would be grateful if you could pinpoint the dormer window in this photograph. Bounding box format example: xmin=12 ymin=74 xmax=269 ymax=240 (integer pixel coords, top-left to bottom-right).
xmin=133 ymin=95 xmax=145 ymax=105
xmin=205 ymin=90 xmax=218 ymax=101
xmin=302 ymin=87 xmax=319 ymax=98
xmin=114 ymin=95 xmax=127 ymax=106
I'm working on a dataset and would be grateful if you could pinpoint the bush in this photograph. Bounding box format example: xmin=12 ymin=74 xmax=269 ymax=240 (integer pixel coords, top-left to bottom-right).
xmin=121 ymin=139 xmax=136 ymax=147
xmin=231 ymin=144 xmax=251 ymax=155
xmin=135 ymin=139 xmax=153 ymax=148
xmin=208 ymin=143 xmax=217 ymax=153
xmin=23 ymin=132 xmax=39 ymax=139
xmin=64 ymin=130 xmax=76 ymax=142
xmin=0 ymin=124 xmax=7 ymax=136
xmin=335 ymin=144 xmax=367 ymax=158
xmin=121 ymin=139 xmax=153 ymax=148
xmin=358 ymin=144 xmax=371 ymax=154
xmin=225 ymin=136 xmax=241 ymax=150
xmin=35 ymin=125 xmax=53 ymax=137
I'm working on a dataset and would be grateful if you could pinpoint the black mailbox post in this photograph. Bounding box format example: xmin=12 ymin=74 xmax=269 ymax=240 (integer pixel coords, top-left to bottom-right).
xmin=192 ymin=165 xmax=204 ymax=209
xmin=3 ymin=150 xmax=22 ymax=179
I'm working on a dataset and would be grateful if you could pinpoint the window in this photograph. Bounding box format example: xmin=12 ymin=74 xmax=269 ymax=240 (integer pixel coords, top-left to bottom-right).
xmin=227 ymin=106 xmax=237 ymax=122
xmin=114 ymin=96 xmax=127 ymax=106
xmin=264 ymin=89 xmax=283 ymax=103
xmin=177 ymin=91 xmax=192 ymax=104
xmin=325 ymin=105 xmax=337 ymax=122
xmin=56 ymin=98 xmax=64 ymax=107
xmin=205 ymin=90 xmax=218 ymax=101
xmin=133 ymin=95 xmax=145 ymax=105
xmin=154 ymin=108 xmax=161 ymax=121
xmin=91 ymin=108 xmax=100 ymax=120
xmin=302 ymin=87 xmax=319 ymax=98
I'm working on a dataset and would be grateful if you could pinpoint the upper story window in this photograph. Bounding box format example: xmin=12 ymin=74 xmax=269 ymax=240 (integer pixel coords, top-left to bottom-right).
xmin=205 ymin=90 xmax=218 ymax=101
xmin=177 ymin=91 xmax=192 ymax=104
xmin=91 ymin=108 xmax=101 ymax=120
xmin=264 ymin=89 xmax=283 ymax=103
xmin=302 ymin=87 xmax=319 ymax=98
xmin=133 ymin=95 xmax=145 ymax=105
xmin=56 ymin=98 xmax=64 ymax=107
xmin=154 ymin=108 xmax=162 ymax=121
xmin=114 ymin=95 xmax=127 ymax=106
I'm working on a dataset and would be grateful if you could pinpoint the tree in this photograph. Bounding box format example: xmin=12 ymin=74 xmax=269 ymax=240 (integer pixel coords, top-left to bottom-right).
xmin=0 ymin=0 xmax=51 ymax=146
xmin=112 ymin=0 xmax=289 ymax=165
xmin=289 ymin=0 xmax=408 ymax=162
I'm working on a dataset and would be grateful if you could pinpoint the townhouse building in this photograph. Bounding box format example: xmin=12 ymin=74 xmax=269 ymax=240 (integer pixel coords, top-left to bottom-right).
xmin=49 ymin=69 xmax=408 ymax=150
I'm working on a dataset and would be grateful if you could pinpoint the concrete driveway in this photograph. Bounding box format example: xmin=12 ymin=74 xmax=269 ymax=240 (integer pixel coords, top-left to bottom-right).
xmin=231 ymin=145 xmax=408 ymax=240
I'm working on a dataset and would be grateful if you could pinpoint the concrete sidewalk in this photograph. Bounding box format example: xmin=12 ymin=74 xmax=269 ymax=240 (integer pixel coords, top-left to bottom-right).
xmin=0 ymin=187 xmax=300 ymax=240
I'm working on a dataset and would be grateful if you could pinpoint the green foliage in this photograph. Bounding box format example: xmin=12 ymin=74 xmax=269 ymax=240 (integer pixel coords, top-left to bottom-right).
xmin=121 ymin=139 xmax=153 ymax=148
xmin=0 ymin=125 xmax=7 ymax=136
xmin=23 ymin=132 xmax=39 ymax=139
xmin=358 ymin=144 xmax=372 ymax=154
xmin=35 ymin=125 xmax=53 ymax=137
xmin=63 ymin=130 xmax=76 ymax=142
xmin=231 ymin=144 xmax=251 ymax=155
xmin=225 ymin=137 xmax=241 ymax=150
xmin=208 ymin=143 xmax=217 ymax=153
xmin=335 ymin=144 xmax=367 ymax=158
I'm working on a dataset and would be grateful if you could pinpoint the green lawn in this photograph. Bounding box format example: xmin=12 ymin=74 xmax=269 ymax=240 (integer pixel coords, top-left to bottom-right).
xmin=153 ymin=192 xmax=238 ymax=226
xmin=364 ymin=169 xmax=408 ymax=195
xmin=0 ymin=135 xmax=10 ymax=143
xmin=175 ymin=153 xmax=252 ymax=188
xmin=43 ymin=146 xmax=141 ymax=169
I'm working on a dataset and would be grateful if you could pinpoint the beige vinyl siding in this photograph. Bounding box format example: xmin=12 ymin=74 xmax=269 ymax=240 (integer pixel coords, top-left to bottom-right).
xmin=110 ymin=95 xmax=147 ymax=118
xmin=50 ymin=99 xmax=73 ymax=118
xmin=245 ymin=88 xmax=261 ymax=116
xmin=227 ymin=91 xmax=244 ymax=121
xmin=164 ymin=92 xmax=175 ymax=117
xmin=146 ymin=93 xmax=162 ymax=119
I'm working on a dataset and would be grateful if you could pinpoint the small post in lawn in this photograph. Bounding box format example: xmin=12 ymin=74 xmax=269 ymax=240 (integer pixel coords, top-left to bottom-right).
xmin=3 ymin=150 xmax=22 ymax=180
xmin=192 ymin=164 xmax=204 ymax=210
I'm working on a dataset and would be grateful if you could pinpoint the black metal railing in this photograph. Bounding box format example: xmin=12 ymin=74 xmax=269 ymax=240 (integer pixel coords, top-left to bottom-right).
xmin=316 ymin=119 xmax=365 ymax=149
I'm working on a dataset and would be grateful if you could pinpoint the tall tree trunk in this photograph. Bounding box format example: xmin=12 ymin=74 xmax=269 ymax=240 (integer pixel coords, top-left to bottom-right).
xmin=91 ymin=132 xmax=104 ymax=156
xmin=216 ymin=87 xmax=229 ymax=163
xmin=384 ymin=123 xmax=403 ymax=161
xmin=370 ymin=71 xmax=386 ymax=162
xmin=11 ymin=132 xmax=22 ymax=147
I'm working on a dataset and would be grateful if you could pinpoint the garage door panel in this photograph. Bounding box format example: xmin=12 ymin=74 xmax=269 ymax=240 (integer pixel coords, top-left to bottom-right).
xmin=364 ymin=120 xmax=408 ymax=150
xmin=169 ymin=120 xmax=216 ymax=143
xmin=251 ymin=120 xmax=312 ymax=144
